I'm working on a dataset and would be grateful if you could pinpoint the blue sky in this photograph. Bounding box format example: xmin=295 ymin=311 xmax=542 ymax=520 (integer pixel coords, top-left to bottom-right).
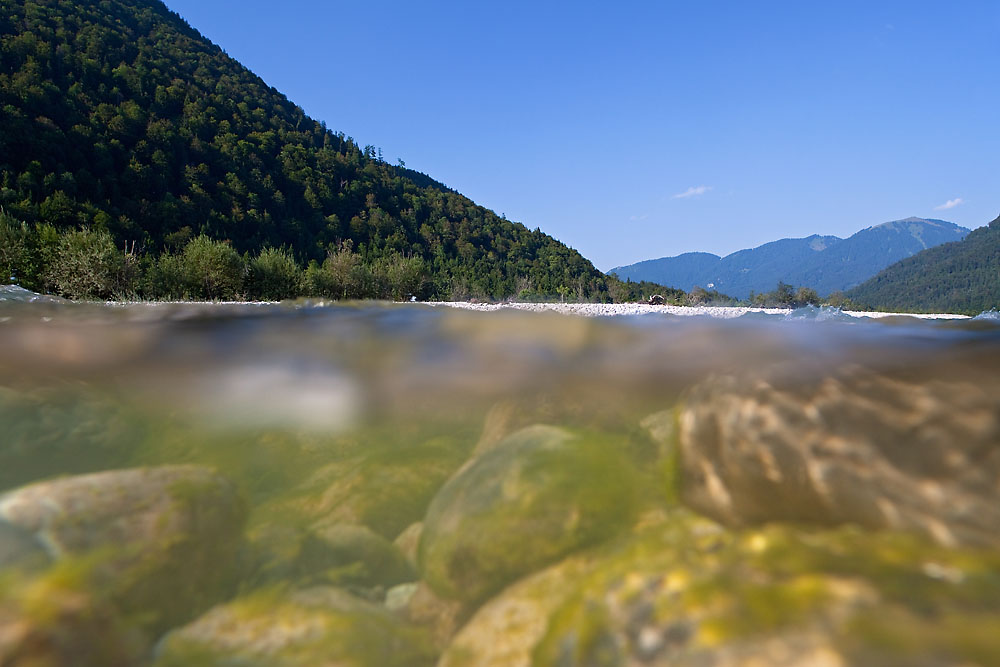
xmin=164 ymin=1 xmax=999 ymax=271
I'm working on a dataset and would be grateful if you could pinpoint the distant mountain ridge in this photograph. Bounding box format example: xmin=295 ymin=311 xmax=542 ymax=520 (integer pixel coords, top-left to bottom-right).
xmin=610 ymin=217 xmax=969 ymax=298
xmin=848 ymin=214 xmax=1000 ymax=315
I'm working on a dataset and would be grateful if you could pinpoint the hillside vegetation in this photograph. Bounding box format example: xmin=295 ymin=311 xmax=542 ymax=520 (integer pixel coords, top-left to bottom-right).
xmin=848 ymin=215 xmax=1000 ymax=315
xmin=0 ymin=0 xmax=640 ymax=301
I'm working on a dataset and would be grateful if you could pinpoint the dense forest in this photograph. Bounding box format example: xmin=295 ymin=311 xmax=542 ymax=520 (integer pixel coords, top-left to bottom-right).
xmin=848 ymin=215 xmax=1000 ymax=315
xmin=0 ymin=0 xmax=662 ymax=301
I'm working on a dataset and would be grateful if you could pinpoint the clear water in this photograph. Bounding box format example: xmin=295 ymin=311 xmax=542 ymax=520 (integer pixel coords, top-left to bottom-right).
xmin=1 ymin=298 xmax=999 ymax=663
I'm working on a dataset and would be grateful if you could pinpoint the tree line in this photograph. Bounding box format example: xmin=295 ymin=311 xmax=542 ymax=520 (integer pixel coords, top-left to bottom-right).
xmin=0 ymin=210 xmax=687 ymax=303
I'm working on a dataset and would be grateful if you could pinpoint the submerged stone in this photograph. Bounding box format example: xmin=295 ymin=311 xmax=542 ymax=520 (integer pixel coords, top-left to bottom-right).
xmin=439 ymin=554 xmax=594 ymax=667
xmin=0 ymin=520 xmax=49 ymax=572
xmin=245 ymin=521 xmax=415 ymax=596
xmin=392 ymin=521 xmax=423 ymax=570
xmin=268 ymin=434 xmax=469 ymax=540
xmin=418 ymin=425 xmax=639 ymax=604
xmin=530 ymin=512 xmax=1000 ymax=666
xmin=0 ymin=571 xmax=144 ymax=667
xmin=396 ymin=581 xmax=467 ymax=651
xmin=307 ymin=522 xmax=416 ymax=589
xmin=677 ymin=367 xmax=1000 ymax=548
xmin=154 ymin=586 xmax=437 ymax=666
xmin=0 ymin=465 xmax=246 ymax=634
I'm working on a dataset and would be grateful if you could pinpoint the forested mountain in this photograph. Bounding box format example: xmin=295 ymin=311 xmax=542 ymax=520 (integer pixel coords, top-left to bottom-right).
xmin=609 ymin=251 xmax=721 ymax=295
xmin=0 ymin=0 xmax=617 ymax=300
xmin=610 ymin=218 xmax=968 ymax=298
xmin=848 ymin=215 xmax=1000 ymax=315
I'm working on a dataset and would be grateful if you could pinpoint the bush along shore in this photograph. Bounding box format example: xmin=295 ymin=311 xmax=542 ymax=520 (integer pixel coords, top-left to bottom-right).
xmin=0 ymin=212 xmax=693 ymax=304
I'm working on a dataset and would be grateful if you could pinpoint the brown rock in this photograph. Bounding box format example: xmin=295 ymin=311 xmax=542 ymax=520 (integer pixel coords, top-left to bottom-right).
xmin=677 ymin=367 xmax=1000 ymax=547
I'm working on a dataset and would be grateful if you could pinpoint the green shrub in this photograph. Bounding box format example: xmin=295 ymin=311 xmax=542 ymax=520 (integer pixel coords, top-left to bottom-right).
xmin=247 ymin=247 xmax=301 ymax=301
xmin=376 ymin=254 xmax=426 ymax=301
xmin=44 ymin=227 xmax=127 ymax=299
xmin=180 ymin=235 xmax=245 ymax=300
xmin=0 ymin=211 xmax=31 ymax=285
xmin=143 ymin=252 xmax=187 ymax=300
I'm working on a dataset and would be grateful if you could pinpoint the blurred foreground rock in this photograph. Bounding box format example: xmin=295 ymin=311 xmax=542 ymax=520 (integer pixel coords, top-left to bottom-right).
xmin=155 ymin=586 xmax=436 ymax=666
xmin=0 ymin=465 xmax=246 ymax=634
xmin=676 ymin=367 xmax=1000 ymax=548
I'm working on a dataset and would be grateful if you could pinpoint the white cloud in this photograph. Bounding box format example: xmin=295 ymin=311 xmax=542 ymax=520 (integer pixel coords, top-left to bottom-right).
xmin=934 ymin=198 xmax=964 ymax=211
xmin=672 ymin=185 xmax=712 ymax=199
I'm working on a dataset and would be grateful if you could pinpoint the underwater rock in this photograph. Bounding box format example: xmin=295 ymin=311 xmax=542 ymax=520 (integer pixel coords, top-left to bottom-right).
xmin=438 ymin=554 xmax=593 ymax=667
xmin=396 ymin=581 xmax=467 ymax=651
xmin=419 ymin=425 xmax=639 ymax=604
xmin=677 ymin=368 xmax=1000 ymax=548
xmin=0 ymin=575 xmax=144 ymax=667
xmin=273 ymin=436 xmax=467 ymax=540
xmin=0 ymin=465 xmax=246 ymax=633
xmin=0 ymin=520 xmax=49 ymax=572
xmin=384 ymin=582 xmax=419 ymax=612
xmin=530 ymin=512 xmax=1000 ymax=666
xmin=306 ymin=522 xmax=416 ymax=589
xmin=154 ymin=586 xmax=437 ymax=667
xmin=392 ymin=521 xmax=423 ymax=569
xmin=245 ymin=521 xmax=415 ymax=594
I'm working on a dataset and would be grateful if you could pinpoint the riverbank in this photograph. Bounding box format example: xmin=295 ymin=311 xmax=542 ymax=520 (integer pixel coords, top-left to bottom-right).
xmin=422 ymin=301 xmax=972 ymax=319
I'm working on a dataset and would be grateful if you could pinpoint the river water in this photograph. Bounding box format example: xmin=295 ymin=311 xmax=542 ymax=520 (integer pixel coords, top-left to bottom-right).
xmin=1 ymin=294 xmax=998 ymax=665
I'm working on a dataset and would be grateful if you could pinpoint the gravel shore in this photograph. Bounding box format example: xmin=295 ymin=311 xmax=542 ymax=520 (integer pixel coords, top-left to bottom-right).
xmin=422 ymin=301 xmax=971 ymax=320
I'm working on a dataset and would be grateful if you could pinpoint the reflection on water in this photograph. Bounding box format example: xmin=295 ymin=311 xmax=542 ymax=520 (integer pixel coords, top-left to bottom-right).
xmin=0 ymin=300 xmax=998 ymax=665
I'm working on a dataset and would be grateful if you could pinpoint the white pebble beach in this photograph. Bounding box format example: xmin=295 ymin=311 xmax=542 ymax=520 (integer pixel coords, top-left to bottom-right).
xmin=422 ymin=302 xmax=971 ymax=320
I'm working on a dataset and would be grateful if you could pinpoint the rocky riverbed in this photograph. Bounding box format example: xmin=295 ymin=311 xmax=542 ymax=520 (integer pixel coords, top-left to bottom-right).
xmin=0 ymin=298 xmax=998 ymax=665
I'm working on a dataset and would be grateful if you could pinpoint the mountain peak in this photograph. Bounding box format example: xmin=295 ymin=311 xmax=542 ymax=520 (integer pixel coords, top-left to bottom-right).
xmin=611 ymin=217 xmax=972 ymax=297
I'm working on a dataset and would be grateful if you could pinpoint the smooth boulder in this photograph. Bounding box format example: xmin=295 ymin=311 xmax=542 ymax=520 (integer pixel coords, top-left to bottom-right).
xmin=419 ymin=425 xmax=638 ymax=604
xmin=0 ymin=465 xmax=246 ymax=633
xmin=155 ymin=586 xmax=436 ymax=666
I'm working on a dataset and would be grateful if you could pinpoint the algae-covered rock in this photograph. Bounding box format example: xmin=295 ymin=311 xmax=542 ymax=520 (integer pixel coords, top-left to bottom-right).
xmin=155 ymin=586 xmax=437 ymax=667
xmin=304 ymin=523 xmax=416 ymax=589
xmin=439 ymin=554 xmax=593 ymax=667
xmin=0 ymin=564 xmax=145 ymax=666
xmin=245 ymin=522 xmax=415 ymax=595
xmin=531 ymin=511 xmax=1000 ymax=666
xmin=677 ymin=368 xmax=1000 ymax=548
xmin=0 ymin=465 xmax=246 ymax=633
xmin=419 ymin=425 xmax=639 ymax=604
xmin=396 ymin=581 xmax=467 ymax=651
xmin=268 ymin=434 xmax=469 ymax=540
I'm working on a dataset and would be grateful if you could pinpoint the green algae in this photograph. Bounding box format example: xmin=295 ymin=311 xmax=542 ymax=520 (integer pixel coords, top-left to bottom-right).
xmin=419 ymin=427 xmax=640 ymax=604
xmin=155 ymin=587 xmax=438 ymax=667
xmin=532 ymin=513 xmax=1000 ymax=665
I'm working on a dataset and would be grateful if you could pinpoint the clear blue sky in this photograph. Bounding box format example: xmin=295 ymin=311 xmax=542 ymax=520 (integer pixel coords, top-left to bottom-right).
xmin=164 ymin=0 xmax=999 ymax=271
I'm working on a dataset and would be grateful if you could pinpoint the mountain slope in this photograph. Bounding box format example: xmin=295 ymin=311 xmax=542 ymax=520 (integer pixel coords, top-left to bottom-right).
xmin=795 ymin=218 xmax=970 ymax=295
xmin=609 ymin=252 xmax=720 ymax=289
xmin=610 ymin=218 xmax=968 ymax=298
xmin=0 ymin=0 xmax=605 ymax=299
xmin=711 ymin=234 xmax=843 ymax=296
xmin=848 ymin=215 xmax=1000 ymax=314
